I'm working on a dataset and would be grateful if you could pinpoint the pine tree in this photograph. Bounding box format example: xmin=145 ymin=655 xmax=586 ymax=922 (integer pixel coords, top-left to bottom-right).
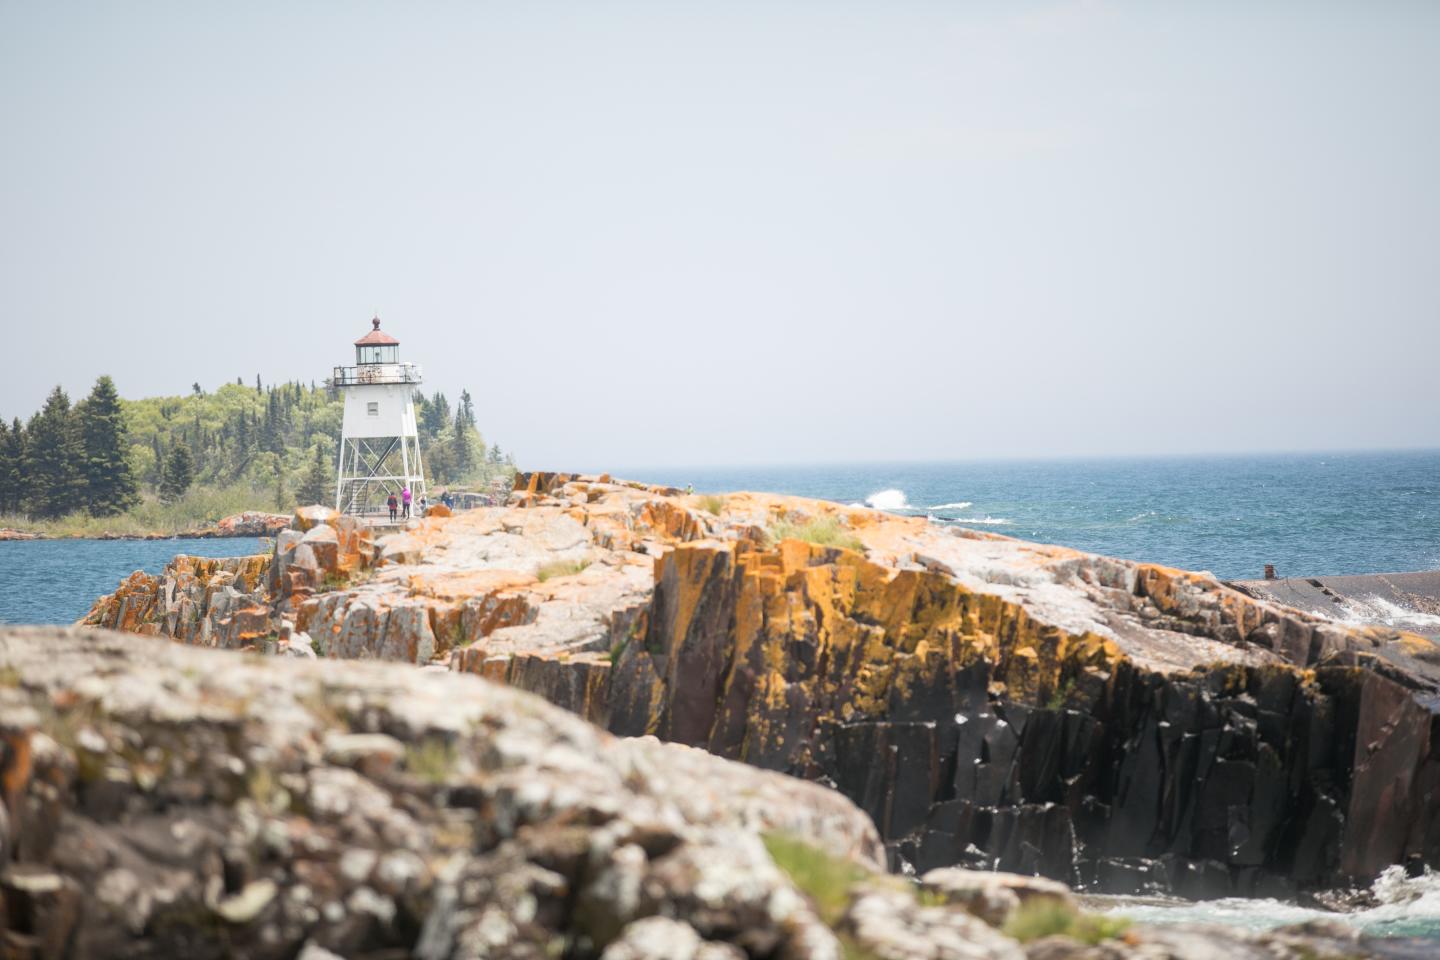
xmin=296 ymin=443 xmax=331 ymax=506
xmin=419 ymin=392 xmax=448 ymax=438
xmin=272 ymin=460 xmax=290 ymax=512
xmin=23 ymin=387 xmax=84 ymax=518
xmin=159 ymin=445 xmax=195 ymax=502
xmin=0 ymin=419 xmax=21 ymax=514
xmin=452 ymin=409 xmax=473 ymax=475
xmin=78 ymin=375 xmax=139 ymax=516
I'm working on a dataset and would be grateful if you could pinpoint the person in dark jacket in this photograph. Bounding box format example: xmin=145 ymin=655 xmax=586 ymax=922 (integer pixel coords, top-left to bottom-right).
xmin=387 ymin=492 xmax=398 ymax=522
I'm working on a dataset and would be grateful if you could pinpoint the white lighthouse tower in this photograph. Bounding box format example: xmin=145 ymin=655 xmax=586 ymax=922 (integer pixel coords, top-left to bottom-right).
xmin=333 ymin=317 xmax=427 ymax=516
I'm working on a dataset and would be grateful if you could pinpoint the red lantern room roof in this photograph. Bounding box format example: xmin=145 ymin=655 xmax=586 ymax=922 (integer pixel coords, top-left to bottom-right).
xmin=354 ymin=316 xmax=400 ymax=346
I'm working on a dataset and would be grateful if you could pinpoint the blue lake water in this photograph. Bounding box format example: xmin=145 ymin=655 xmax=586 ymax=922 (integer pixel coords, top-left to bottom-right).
xmin=622 ymin=450 xmax=1440 ymax=583
xmin=0 ymin=537 xmax=267 ymax=625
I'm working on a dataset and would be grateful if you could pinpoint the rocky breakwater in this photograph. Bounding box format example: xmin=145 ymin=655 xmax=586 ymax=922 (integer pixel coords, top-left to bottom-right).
xmin=81 ymin=475 xmax=1440 ymax=899
xmin=0 ymin=626 xmax=1423 ymax=960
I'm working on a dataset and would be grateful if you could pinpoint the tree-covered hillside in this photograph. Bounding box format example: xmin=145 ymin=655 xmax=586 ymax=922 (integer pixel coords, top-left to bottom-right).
xmin=0 ymin=376 xmax=513 ymax=533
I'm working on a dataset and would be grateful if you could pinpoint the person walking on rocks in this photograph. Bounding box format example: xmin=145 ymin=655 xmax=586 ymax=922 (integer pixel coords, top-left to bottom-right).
xmin=401 ymin=486 xmax=412 ymax=519
xmin=386 ymin=491 xmax=398 ymax=522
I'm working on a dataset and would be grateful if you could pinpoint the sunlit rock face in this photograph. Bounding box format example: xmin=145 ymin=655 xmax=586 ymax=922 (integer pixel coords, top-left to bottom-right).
xmin=81 ymin=475 xmax=1440 ymax=896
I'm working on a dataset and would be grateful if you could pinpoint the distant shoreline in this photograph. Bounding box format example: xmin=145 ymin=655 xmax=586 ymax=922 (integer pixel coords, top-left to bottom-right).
xmin=0 ymin=511 xmax=288 ymax=543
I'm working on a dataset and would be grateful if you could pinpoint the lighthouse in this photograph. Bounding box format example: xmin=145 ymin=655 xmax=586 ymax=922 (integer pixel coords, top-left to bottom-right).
xmin=333 ymin=317 xmax=427 ymax=516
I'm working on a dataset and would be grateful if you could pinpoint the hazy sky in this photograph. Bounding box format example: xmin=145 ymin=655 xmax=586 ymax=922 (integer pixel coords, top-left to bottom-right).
xmin=2 ymin=1 xmax=1437 ymax=470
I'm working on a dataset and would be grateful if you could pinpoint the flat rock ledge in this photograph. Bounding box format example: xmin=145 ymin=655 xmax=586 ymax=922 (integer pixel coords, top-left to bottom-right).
xmin=80 ymin=474 xmax=1440 ymax=898
xmin=0 ymin=626 xmax=1423 ymax=960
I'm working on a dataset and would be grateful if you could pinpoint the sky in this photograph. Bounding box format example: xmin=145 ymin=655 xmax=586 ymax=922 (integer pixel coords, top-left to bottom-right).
xmin=2 ymin=1 xmax=1437 ymax=470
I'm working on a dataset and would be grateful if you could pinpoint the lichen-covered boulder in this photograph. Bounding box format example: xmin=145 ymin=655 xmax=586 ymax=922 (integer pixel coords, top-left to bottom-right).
xmin=0 ymin=626 xmax=885 ymax=959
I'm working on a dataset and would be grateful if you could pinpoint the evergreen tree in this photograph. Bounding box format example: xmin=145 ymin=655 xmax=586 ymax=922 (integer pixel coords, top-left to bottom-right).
xmin=159 ymin=445 xmax=195 ymax=502
xmin=452 ymin=409 xmax=473 ymax=474
xmin=458 ymin=389 xmax=476 ymax=428
xmin=23 ymin=387 xmax=84 ymax=518
xmin=78 ymin=376 xmax=139 ymax=516
xmin=272 ymin=460 xmax=290 ymax=511
xmin=0 ymin=419 xmax=22 ymax=514
xmin=296 ymin=443 xmax=331 ymax=506
xmin=421 ymin=391 xmax=450 ymax=438
xmin=255 ymin=374 xmax=262 ymax=394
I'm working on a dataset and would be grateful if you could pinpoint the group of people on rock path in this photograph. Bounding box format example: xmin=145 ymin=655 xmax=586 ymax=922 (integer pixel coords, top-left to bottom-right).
xmin=385 ymin=486 xmax=425 ymax=522
xmin=382 ymin=487 xmax=459 ymax=522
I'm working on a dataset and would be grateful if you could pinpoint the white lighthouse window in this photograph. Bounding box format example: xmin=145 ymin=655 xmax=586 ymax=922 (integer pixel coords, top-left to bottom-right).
xmin=367 ymin=401 xmax=379 ymax=416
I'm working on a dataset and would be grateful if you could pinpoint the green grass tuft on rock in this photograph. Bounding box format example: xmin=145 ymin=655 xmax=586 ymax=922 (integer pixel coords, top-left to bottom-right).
xmin=768 ymin=516 xmax=865 ymax=552
xmin=763 ymin=832 xmax=869 ymax=927
xmin=535 ymin=558 xmax=591 ymax=583
xmin=1002 ymin=900 xmax=1132 ymax=945
xmin=696 ymin=494 xmax=726 ymax=516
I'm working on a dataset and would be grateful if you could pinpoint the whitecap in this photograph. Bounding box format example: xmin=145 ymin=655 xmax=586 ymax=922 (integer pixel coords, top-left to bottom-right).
xmin=1095 ymin=865 xmax=1440 ymax=939
xmin=865 ymin=489 xmax=909 ymax=511
xmin=951 ymin=516 xmax=1011 ymax=526
xmin=929 ymin=501 xmax=973 ymax=511
xmin=1329 ymin=594 xmax=1440 ymax=631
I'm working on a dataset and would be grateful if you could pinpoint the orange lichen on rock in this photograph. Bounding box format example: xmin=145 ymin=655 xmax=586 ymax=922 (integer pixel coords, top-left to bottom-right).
xmin=78 ymin=470 xmax=1440 ymax=896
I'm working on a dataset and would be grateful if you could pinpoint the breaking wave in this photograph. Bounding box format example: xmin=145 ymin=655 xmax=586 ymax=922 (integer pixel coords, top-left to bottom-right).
xmin=1331 ymin=595 xmax=1440 ymax=631
xmin=929 ymin=501 xmax=973 ymax=511
xmin=1095 ymin=865 xmax=1440 ymax=940
xmin=949 ymin=516 xmax=1012 ymax=526
xmin=865 ymin=489 xmax=910 ymax=511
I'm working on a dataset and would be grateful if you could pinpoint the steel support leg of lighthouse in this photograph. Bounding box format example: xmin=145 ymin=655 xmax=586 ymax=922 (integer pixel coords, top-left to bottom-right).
xmin=335 ymin=435 xmax=427 ymax=516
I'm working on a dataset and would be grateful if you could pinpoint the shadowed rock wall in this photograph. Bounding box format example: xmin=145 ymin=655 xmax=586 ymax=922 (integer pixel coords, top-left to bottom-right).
xmin=600 ymin=538 xmax=1440 ymax=897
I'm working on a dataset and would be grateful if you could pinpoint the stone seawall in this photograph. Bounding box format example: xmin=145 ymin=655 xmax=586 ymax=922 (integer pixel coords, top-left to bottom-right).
xmin=80 ymin=473 xmax=1440 ymax=897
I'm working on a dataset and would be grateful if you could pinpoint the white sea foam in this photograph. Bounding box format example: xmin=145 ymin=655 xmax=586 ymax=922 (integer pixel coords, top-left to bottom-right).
xmin=1332 ymin=594 xmax=1440 ymax=631
xmin=929 ymin=501 xmax=973 ymax=512
xmin=950 ymin=516 xmax=1011 ymax=526
xmin=865 ymin=489 xmax=909 ymax=511
xmin=1094 ymin=865 xmax=1440 ymax=938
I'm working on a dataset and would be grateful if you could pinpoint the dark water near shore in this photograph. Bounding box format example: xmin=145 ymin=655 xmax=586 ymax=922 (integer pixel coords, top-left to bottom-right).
xmin=0 ymin=537 xmax=267 ymax=625
xmin=625 ymin=450 xmax=1440 ymax=583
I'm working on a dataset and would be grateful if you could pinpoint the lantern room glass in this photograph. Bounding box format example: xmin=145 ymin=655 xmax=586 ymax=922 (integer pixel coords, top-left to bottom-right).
xmin=357 ymin=344 xmax=399 ymax=365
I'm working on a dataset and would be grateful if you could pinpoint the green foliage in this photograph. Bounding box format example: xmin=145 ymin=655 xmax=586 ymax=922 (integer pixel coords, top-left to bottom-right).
xmin=414 ymin=388 xmax=507 ymax=490
xmin=762 ymin=833 xmax=870 ymax=927
xmin=23 ymin=387 xmax=85 ymax=518
xmin=78 ymin=376 xmax=139 ymax=516
xmin=0 ymin=484 xmax=279 ymax=538
xmin=296 ymin=442 xmax=332 ymax=507
xmin=535 ymin=558 xmax=591 ymax=582
xmin=0 ymin=418 xmax=24 ymax=514
xmin=159 ymin=445 xmax=195 ymax=503
xmin=1002 ymin=901 xmax=1132 ymax=945
xmin=768 ymin=516 xmax=865 ymax=552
